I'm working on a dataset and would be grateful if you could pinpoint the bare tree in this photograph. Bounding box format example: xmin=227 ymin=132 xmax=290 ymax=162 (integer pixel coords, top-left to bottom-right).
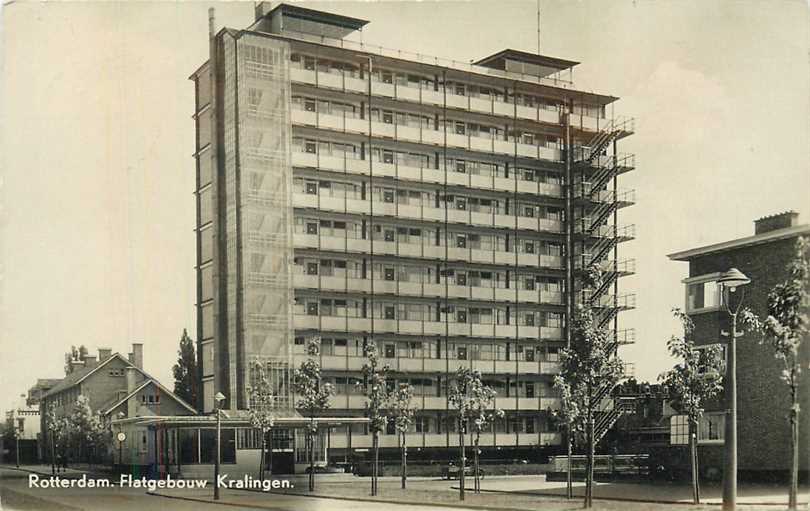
xmin=658 ymin=309 xmax=724 ymax=504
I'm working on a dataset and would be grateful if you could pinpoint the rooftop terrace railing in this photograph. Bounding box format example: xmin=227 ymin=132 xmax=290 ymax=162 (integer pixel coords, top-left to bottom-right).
xmin=271 ymin=28 xmax=581 ymax=90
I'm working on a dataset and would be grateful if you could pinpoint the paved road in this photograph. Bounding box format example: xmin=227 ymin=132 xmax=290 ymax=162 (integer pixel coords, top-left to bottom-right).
xmin=0 ymin=467 xmax=448 ymax=511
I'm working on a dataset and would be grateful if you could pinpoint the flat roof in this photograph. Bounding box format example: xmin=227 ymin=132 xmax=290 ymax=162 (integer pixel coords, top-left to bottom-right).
xmin=474 ymin=49 xmax=580 ymax=71
xmin=265 ymin=3 xmax=369 ymax=31
xmin=668 ymin=224 xmax=810 ymax=261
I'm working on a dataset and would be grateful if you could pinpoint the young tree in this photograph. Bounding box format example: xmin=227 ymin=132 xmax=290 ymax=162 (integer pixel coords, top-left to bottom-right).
xmin=67 ymin=395 xmax=109 ymax=466
xmin=658 ymin=309 xmax=724 ymax=504
xmin=293 ymin=339 xmax=334 ymax=492
xmin=554 ymin=297 xmax=624 ymax=508
xmin=389 ymin=382 xmax=415 ymax=489
xmin=467 ymin=374 xmax=503 ymax=494
xmin=448 ymin=366 xmax=477 ymax=501
xmin=246 ymin=359 xmax=276 ymax=482
xmin=172 ymin=329 xmax=198 ymax=407
xmin=743 ymin=237 xmax=808 ymax=511
xmin=359 ymin=341 xmax=389 ymax=496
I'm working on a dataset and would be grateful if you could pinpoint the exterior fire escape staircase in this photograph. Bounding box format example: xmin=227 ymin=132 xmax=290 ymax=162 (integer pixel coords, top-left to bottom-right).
xmin=571 ymin=116 xmax=638 ymax=447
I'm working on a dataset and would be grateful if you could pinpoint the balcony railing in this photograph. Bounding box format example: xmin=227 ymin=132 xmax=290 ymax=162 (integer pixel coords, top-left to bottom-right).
xmin=292 ymin=151 xmax=564 ymax=197
xmin=292 ymin=314 xmax=564 ymax=340
xmin=292 ymin=272 xmax=564 ymax=305
xmin=292 ymin=233 xmax=565 ymax=269
xmin=289 ymin=66 xmax=571 ymax=127
xmin=326 ymin=431 xmax=563 ymax=449
xmin=309 ymin=353 xmax=563 ymax=375
xmin=290 ymin=109 xmax=564 ymax=162
xmin=292 ymin=192 xmax=564 ymax=233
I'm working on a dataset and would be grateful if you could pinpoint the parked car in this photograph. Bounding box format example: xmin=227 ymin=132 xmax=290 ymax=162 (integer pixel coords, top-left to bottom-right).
xmin=441 ymin=463 xmax=485 ymax=480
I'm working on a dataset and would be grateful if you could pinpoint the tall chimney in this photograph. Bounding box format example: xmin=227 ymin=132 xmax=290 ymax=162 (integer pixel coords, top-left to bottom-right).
xmin=125 ymin=367 xmax=138 ymax=418
xmin=131 ymin=343 xmax=144 ymax=370
xmin=82 ymin=355 xmax=97 ymax=368
xmin=98 ymin=348 xmax=112 ymax=361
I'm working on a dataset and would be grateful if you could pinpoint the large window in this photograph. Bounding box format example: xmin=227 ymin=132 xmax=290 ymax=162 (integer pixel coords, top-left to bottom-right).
xmin=686 ymin=276 xmax=722 ymax=312
xmin=670 ymin=413 xmax=725 ymax=445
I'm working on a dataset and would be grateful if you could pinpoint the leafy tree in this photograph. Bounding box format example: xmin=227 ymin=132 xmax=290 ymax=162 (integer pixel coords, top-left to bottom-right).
xmin=389 ymin=382 xmax=415 ymax=489
xmin=293 ymin=339 xmax=334 ymax=492
xmin=247 ymin=359 xmax=276 ymax=482
xmin=359 ymin=341 xmax=389 ymax=496
xmin=742 ymin=237 xmax=809 ymax=510
xmin=68 ymin=395 xmax=110 ymax=465
xmin=553 ymin=276 xmax=625 ymax=509
xmin=172 ymin=329 xmax=198 ymax=407
xmin=448 ymin=366 xmax=477 ymax=501
xmin=466 ymin=373 xmax=503 ymax=494
xmin=658 ymin=309 xmax=724 ymax=504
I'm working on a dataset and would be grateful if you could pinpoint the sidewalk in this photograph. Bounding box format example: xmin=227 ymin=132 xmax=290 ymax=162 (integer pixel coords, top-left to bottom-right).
xmin=474 ymin=476 xmax=810 ymax=506
xmin=150 ymin=478 xmax=718 ymax=511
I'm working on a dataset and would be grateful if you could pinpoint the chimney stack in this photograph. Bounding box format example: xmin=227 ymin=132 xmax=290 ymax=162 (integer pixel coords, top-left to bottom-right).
xmin=754 ymin=211 xmax=800 ymax=235
xmin=98 ymin=348 xmax=112 ymax=361
xmin=125 ymin=367 xmax=138 ymax=418
xmin=132 ymin=343 xmax=144 ymax=370
xmin=82 ymin=355 xmax=97 ymax=368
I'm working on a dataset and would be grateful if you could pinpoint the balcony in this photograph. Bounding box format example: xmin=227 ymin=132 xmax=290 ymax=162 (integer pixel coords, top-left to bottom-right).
xmin=293 ymin=234 xmax=565 ymax=270
xmin=291 ymin=109 xmax=564 ymax=164
xmin=291 ymin=151 xmax=564 ymax=200
xmin=289 ymin=66 xmax=576 ymax=129
xmin=294 ymin=315 xmax=563 ymax=340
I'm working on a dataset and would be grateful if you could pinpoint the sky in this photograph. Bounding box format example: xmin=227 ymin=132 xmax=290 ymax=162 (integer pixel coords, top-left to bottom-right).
xmin=1 ymin=0 xmax=809 ymax=415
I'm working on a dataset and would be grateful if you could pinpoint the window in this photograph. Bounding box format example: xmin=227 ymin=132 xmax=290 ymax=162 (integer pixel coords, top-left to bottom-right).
xmin=698 ymin=413 xmax=725 ymax=444
xmin=687 ymin=278 xmax=722 ymax=312
xmin=384 ymin=229 xmax=395 ymax=242
xmin=305 ymin=141 xmax=317 ymax=154
xmin=305 ymin=182 xmax=318 ymax=195
xmin=306 ymin=262 xmax=318 ymax=275
xmin=385 ymin=344 xmax=396 ymax=358
xmin=383 ymin=190 xmax=395 ymax=203
xmin=384 ymin=268 xmax=395 ymax=281
xmin=457 ymin=309 xmax=467 ymax=323
xmin=306 ymin=302 xmax=318 ymax=316
xmin=306 ymin=222 xmax=318 ymax=235
xmin=384 ymin=306 xmax=396 ymax=320
xmin=524 ymin=241 xmax=535 ymax=254
xmin=457 ymin=346 xmax=467 ymax=360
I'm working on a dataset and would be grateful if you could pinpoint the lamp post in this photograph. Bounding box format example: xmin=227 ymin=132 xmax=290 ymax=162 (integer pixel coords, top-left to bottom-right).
xmin=718 ymin=268 xmax=750 ymax=511
xmin=213 ymin=392 xmax=226 ymax=501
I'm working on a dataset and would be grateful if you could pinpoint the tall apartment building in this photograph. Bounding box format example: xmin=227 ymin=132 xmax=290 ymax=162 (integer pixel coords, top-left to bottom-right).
xmin=191 ymin=3 xmax=636 ymax=462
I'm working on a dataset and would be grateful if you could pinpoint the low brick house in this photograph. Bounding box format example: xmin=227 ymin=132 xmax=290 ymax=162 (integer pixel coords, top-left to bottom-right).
xmin=668 ymin=211 xmax=810 ymax=481
xmin=39 ymin=343 xmax=196 ymax=464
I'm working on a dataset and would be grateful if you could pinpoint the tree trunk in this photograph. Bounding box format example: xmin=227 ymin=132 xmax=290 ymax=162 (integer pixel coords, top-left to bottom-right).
xmin=789 ymin=386 xmax=799 ymax=511
xmin=308 ymin=428 xmax=315 ymax=492
xmin=566 ymin=430 xmax=573 ymax=499
xmin=459 ymin=421 xmax=466 ymax=501
xmin=585 ymin=412 xmax=594 ymax=508
xmin=371 ymin=431 xmax=379 ymax=496
xmin=474 ymin=432 xmax=480 ymax=493
xmin=259 ymin=437 xmax=265 ymax=483
xmin=689 ymin=419 xmax=700 ymax=504
xmin=401 ymin=433 xmax=407 ymax=490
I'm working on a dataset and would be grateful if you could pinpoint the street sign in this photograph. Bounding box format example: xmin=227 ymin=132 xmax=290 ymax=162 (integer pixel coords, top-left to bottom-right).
xmin=117 ymin=432 xmax=127 ymax=442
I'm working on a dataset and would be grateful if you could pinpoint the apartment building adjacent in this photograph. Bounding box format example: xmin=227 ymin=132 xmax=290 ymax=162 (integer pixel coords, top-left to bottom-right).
xmin=191 ymin=3 xmax=636 ymax=465
xmin=668 ymin=212 xmax=810 ymax=479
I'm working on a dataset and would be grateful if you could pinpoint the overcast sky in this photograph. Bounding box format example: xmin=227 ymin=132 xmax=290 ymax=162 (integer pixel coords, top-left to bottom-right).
xmin=1 ymin=0 xmax=809 ymax=415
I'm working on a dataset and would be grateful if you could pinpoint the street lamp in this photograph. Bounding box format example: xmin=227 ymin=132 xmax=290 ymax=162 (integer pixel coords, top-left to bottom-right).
xmin=213 ymin=392 xmax=226 ymax=501
xmin=718 ymin=268 xmax=750 ymax=511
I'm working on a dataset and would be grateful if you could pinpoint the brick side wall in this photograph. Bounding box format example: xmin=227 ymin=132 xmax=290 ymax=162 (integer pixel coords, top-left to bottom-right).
xmin=687 ymin=237 xmax=810 ymax=472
